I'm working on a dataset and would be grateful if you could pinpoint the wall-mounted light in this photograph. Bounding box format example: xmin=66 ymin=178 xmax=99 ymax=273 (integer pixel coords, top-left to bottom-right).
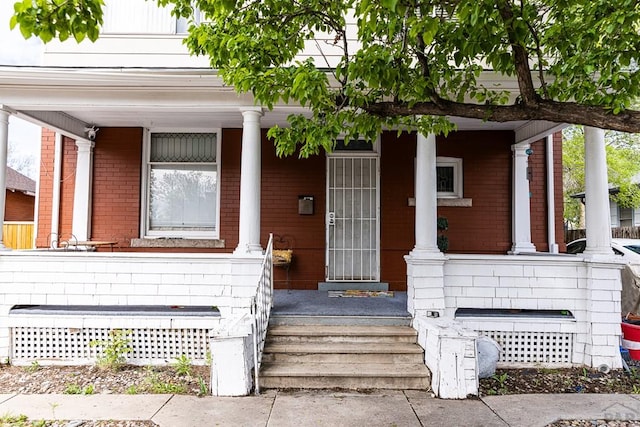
xmin=525 ymin=148 xmax=534 ymax=156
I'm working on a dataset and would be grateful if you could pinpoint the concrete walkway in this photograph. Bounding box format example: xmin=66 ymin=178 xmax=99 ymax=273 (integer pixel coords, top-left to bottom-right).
xmin=0 ymin=391 xmax=639 ymax=426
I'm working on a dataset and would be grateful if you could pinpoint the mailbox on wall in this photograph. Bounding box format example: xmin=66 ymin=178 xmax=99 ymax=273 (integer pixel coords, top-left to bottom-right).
xmin=298 ymin=195 xmax=314 ymax=215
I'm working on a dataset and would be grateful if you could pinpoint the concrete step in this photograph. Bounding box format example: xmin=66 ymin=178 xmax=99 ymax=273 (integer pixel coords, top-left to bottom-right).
xmin=259 ymin=362 xmax=430 ymax=390
xmin=269 ymin=315 xmax=412 ymax=327
xmin=317 ymin=282 xmax=389 ymax=291
xmin=267 ymin=325 xmax=418 ymax=344
xmin=259 ymin=325 xmax=430 ymax=390
xmin=262 ymin=342 xmax=424 ymax=364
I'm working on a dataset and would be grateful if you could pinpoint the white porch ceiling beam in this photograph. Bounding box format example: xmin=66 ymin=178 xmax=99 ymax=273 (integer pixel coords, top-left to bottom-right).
xmin=515 ymin=120 xmax=567 ymax=144
xmin=15 ymin=110 xmax=89 ymax=141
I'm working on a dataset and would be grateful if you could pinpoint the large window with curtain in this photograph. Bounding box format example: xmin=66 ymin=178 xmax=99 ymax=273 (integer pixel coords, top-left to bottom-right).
xmin=145 ymin=132 xmax=220 ymax=238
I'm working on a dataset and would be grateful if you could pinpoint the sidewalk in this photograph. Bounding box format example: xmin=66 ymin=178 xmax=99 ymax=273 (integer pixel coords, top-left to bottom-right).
xmin=0 ymin=390 xmax=639 ymax=427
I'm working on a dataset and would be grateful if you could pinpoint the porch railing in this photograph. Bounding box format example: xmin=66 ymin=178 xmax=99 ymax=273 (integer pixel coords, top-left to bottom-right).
xmin=252 ymin=233 xmax=274 ymax=395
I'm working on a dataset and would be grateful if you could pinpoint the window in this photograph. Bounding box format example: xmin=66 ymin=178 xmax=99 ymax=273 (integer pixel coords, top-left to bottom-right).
xmin=436 ymin=157 xmax=463 ymax=198
xmin=144 ymin=131 xmax=220 ymax=238
xmin=620 ymin=207 xmax=634 ymax=227
xmin=103 ymin=0 xmax=175 ymax=34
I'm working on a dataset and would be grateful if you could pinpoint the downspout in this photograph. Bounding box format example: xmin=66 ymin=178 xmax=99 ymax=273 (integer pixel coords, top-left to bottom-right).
xmin=546 ymin=134 xmax=559 ymax=253
xmin=50 ymin=132 xmax=62 ymax=248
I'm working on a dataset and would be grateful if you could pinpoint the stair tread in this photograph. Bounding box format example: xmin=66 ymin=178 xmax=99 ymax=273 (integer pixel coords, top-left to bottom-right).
xmin=264 ymin=342 xmax=423 ymax=354
xmin=268 ymin=325 xmax=417 ymax=336
xmin=260 ymin=362 xmax=430 ymax=377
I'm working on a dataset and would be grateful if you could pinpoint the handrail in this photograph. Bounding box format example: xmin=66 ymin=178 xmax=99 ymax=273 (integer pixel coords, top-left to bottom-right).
xmin=252 ymin=233 xmax=274 ymax=395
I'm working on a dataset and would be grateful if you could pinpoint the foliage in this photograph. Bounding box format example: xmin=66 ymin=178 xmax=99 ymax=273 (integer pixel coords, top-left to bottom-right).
xmin=197 ymin=375 xmax=208 ymax=396
xmin=8 ymin=139 xmax=37 ymax=181
xmin=172 ymin=354 xmax=192 ymax=376
xmin=89 ymin=329 xmax=133 ymax=371
xmin=11 ymin=0 xmax=104 ymax=43
xmin=11 ymin=0 xmax=640 ymax=156
xmin=63 ymin=383 xmax=94 ymax=395
xmin=24 ymin=361 xmax=40 ymax=373
xmin=563 ymin=126 xmax=640 ymax=228
xmin=436 ymin=216 xmax=448 ymax=252
xmin=144 ymin=368 xmax=188 ymax=394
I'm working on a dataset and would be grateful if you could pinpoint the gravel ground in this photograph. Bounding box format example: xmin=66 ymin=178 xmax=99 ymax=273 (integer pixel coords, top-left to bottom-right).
xmin=2 ymin=365 xmax=640 ymax=426
xmin=0 ymin=364 xmax=210 ymax=395
xmin=479 ymin=367 xmax=640 ymax=396
xmin=0 ymin=364 xmax=208 ymax=426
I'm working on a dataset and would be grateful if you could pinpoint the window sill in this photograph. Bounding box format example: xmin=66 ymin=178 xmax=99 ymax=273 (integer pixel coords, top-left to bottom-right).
xmin=437 ymin=198 xmax=472 ymax=207
xmin=408 ymin=198 xmax=473 ymax=207
xmin=130 ymin=238 xmax=225 ymax=249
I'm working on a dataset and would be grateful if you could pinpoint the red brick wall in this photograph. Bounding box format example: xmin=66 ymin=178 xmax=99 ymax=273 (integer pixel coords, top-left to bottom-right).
xmin=554 ymin=132 xmax=566 ymax=251
xmin=256 ymin=132 xmax=326 ymax=289
xmin=528 ymin=133 xmax=565 ymax=252
xmin=380 ymin=132 xmax=417 ymax=290
xmin=529 ymin=138 xmax=546 ymax=250
xmin=5 ymin=191 xmax=34 ymax=221
xmin=34 ymin=126 xmax=562 ymax=288
xmin=437 ymin=131 xmax=515 ymax=253
xmin=35 ymin=131 xmax=77 ymax=247
xmin=35 ymin=129 xmax=55 ymax=247
xmin=90 ymin=128 xmax=143 ymax=246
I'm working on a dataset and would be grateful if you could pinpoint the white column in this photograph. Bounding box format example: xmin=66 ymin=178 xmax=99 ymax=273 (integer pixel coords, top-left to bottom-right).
xmin=235 ymin=108 xmax=263 ymax=254
xmin=546 ymin=135 xmax=559 ymax=253
xmin=50 ymin=133 xmax=63 ymax=247
xmin=510 ymin=142 xmax=536 ymax=253
xmin=71 ymin=138 xmax=95 ymax=242
xmin=584 ymin=127 xmax=613 ymax=255
xmin=0 ymin=109 xmax=9 ymax=250
xmin=412 ymin=132 xmax=440 ymax=255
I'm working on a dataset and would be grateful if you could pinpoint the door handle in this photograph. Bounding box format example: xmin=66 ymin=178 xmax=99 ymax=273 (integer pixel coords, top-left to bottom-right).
xmin=328 ymin=212 xmax=335 ymax=226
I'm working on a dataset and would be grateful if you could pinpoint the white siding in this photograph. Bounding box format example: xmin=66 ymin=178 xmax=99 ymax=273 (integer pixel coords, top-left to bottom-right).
xmin=103 ymin=0 xmax=175 ymax=34
xmin=610 ymin=201 xmax=619 ymax=227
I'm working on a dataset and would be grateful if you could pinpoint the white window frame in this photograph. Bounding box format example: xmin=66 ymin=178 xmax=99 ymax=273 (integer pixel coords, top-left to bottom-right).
xmin=436 ymin=156 xmax=463 ymax=199
xmin=140 ymin=128 xmax=222 ymax=239
xmin=619 ymin=206 xmax=634 ymax=228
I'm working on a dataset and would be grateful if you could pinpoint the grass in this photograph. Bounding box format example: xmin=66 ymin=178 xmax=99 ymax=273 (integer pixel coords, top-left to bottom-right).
xmin=0 ymin=414 xmax=47 ymax=427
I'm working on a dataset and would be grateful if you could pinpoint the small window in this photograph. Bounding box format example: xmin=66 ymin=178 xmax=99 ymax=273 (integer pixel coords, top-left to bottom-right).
xmin=436 ymin=157 xmax=463 ymax=198
xmin=334 ymin=139 xmax=375 ymax=152
xmin=620 ymin=207 xmax=634 ymax=227
xmin=176 ymin=7 xmax=203 ymax=34
xmin=144 ymin=131 xmax=220 ymax=238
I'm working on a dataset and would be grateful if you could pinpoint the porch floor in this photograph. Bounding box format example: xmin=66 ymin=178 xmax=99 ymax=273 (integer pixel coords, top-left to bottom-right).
xmin=272 ymin=290 xmax=409 ymax=317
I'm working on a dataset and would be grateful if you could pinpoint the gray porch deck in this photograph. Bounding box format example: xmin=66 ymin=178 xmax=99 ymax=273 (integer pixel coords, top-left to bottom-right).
xmin=271 ymin=290 xmax=411 ymax=325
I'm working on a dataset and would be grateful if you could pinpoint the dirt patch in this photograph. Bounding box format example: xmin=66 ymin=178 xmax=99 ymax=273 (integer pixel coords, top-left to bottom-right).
xmin=479 ymin=367 xmax=640 ymax=396
xmin=0 ymin=364 xmax=210 ymax=395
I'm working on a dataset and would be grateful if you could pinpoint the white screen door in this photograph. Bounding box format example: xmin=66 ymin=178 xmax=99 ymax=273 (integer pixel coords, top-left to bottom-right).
xmin=326 ymin=156 xmax=380 ymax=281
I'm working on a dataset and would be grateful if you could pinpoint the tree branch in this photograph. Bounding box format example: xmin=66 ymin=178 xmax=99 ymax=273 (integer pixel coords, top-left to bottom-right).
xmin=363 ymin=99 xmax=640 ymax=133
xmin=496 ymin=0 xmax=539 ymax=106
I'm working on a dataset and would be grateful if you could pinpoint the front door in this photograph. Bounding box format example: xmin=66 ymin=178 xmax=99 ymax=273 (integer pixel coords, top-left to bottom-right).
xmin=326 ymin=156 xmax=380 ymax=281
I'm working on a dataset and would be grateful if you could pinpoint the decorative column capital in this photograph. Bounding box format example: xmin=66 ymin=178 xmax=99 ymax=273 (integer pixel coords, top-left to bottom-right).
xmin=75 ymin=138 xmax=95 ymax=151
xmin=239 ymin=107 xmax=264 ymax=119
xmin=0 ymin=109 xmax=10 ymax=124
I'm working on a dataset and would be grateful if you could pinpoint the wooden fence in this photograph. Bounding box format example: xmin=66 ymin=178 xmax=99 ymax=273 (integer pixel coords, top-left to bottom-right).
xmin=565 ymin=227 xmax=640 ymax=243
xmin=3 ymin=222 xmax=34 ymax=250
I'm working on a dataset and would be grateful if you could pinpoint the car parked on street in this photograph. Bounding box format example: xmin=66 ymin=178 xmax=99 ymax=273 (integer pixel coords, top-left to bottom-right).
xmin=566 ymin=238 xmax=640 ymax=262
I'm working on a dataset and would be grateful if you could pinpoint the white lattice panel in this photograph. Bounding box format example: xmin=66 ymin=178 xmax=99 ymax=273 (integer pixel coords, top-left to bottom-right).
xmin=11 ymin=327 xmax=210 ymax=366
xmin=480 ymin=330 xmax=573 ymax=366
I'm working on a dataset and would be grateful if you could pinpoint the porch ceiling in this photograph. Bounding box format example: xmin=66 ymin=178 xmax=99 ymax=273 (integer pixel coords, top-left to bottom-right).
xmin=0 ymin=66 xmax=551 ymax=138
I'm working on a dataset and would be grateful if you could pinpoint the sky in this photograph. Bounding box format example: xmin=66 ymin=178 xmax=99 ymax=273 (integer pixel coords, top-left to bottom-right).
xmin=0 ymin=1 xmax=44 ymax=179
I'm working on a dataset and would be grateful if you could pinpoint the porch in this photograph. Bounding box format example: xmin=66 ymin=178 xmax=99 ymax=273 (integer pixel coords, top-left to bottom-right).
xmin=0 ymin=246 xmax=623 ymax=396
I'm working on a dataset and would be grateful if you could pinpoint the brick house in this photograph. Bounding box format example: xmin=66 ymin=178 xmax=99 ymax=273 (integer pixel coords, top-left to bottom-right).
xmin=0 ymin=0 xmax=624 ymax=397
xmin=6 ymin=166 xmax=35 ymax=222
